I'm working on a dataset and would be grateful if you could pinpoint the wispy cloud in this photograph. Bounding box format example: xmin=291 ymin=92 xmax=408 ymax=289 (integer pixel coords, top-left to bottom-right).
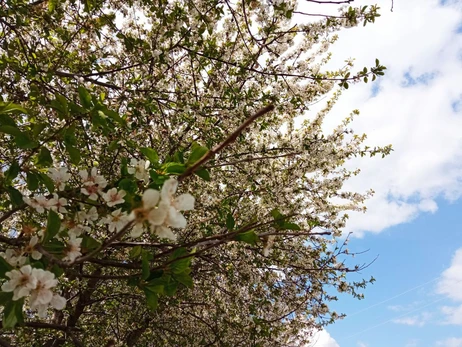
xmin=392 ymin=312 xmax=432 ymax=327
xmin=435 ymin=337 xmax=462 ymax=347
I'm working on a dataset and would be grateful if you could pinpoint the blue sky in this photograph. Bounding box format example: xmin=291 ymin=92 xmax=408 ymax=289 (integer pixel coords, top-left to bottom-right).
xmin=295 ymin=0 xmax=462 ymax=346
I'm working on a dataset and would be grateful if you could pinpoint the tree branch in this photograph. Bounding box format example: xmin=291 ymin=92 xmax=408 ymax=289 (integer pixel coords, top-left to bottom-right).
xmin=178 ymin=104 xmax=275 ymax=181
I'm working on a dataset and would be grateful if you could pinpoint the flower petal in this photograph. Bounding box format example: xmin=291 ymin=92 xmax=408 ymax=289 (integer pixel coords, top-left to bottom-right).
xmin=174 ymin=194 xmax=195 ymax=211
xmin=166 ymin=207 xmax=187 ymax=228
xmin=155 ymin=225 xmax=176 ymax=241
xmin=142 ymin=189 xmax=160 ymax=208
xmin=161 ymin=178 xmax=178 ymax=200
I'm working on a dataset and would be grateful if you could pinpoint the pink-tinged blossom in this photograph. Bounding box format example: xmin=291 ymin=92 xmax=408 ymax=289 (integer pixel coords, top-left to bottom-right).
xmin=47 ymin=193 xmax=68 ymax=214
xmin=1 ymin=265 xmax=38 ymax=300
xmin=100 ymin=209 xmax=129 ymax=232
xmin=102 ymin=188 xmax=126 ymax=207
xmin=22 ymin=236 xmax=42 ymax=260
xmin=79 ymin=168 xmax=107 ymax=200
xmin=47 ymin=167 xmax=71 ymax=191
xmin=127 ymin=159 xmax=150 ymax=183
xmin=77 ymin=206 xmax=98 ymax=224
xmin=62 ymin=236 xmax=82 ymax=263
xmin=29 ymin=269 xmax=66 ymax=317
xmin=23 ymin=195 xmax=50 ymax=214
xmin=128 ymin=189 xmax=166 ymax=238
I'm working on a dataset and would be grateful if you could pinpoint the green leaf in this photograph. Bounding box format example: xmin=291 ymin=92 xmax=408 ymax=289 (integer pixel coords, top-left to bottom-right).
xmin=36 ymin=147 xmax=53 ymax=167
xmin=169 ymin=248 xmax=192 ymax=274
xmin=140 ymin=147 xmax=159 ymax=164
xmin=42 ymin=239 xmax=65 ymax=253
xmin=194 ymin=168 xmax=211 ymax=181
xmin=143 ymin=288 xmax=158 ymax=311
xmin=234 ymin=230 xmax=259 ymax=246
xmin=43 ymin=211 xmax=61 ymax=243
xmin=145 ymin=278 xmax=165 ymax=295
xmin=50 ymin=264 xmax=64 ymax=278
xmin=6 ymin=186 xmax=23 ymax=206
xmin=164 ymin=279 xmax=178 ymax=297
xmin=32 ymin=123 xmax=47 ymax=138
xmin=0 ymin=257 xmax=13 ymax=278
xmin=26 ymin=171 xmax=39 ymax=191
xmin=14 ymin=132 xmax=38 ymax=149
xmin=65 ymin=144 xmax=81 ymax=165
xmin=173 ymin=271 xmax=193 ymax=288
xmin=0 ymin=125 xmax=22 ymax=137
xmin=81 ymin=235 xmax=101 ymax=251
xmin=187 ymin=143 xmax=209 ymax=165
xmin=162 ymin=162 xmax=186 ymax=175
xmin=129 ymin=245 xmax=142 ymax=259
xmin=0 ymin=292 xmax=13 ymax=305
xmin=38 ymin=172 xmax=55 ymax=193
xmin=0 ymin=102 xmax=28 ymax=115
xmin=226 ymin=213 xmax=235 ymax=230
xmin=118 ymin=178 xmax=137 ymax=194
xmin=2 ymin=298 xmax=24 ymax=329
xmin=0 ymin=114 xmax=17 ymax=127
xmin=78 ymin=86 xmax=93 ymax=109
xmin=48 ymin=0 xmax=58 ymax=13
xmin=5 ymin=161 xmax=20 ymax=182
xmin=280 ymin=222 xmax=301 ymax=231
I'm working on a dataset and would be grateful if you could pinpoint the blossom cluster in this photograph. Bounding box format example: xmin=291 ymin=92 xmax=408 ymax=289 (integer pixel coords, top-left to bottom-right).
xmin=1 ymin=265 xmax=66 ymax=317
xmin=129 ymin=178 xmax=195 ymax=241
xmin=1 ymin=162 xmax=195 ymax=319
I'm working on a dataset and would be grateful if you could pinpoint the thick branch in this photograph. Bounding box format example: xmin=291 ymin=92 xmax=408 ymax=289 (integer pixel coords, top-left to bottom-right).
xmin=178 ymin=105 xmax=275 ymax=181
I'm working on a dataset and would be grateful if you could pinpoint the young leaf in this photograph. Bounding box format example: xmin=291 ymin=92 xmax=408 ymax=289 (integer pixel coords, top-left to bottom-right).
xmin=43 ymin=211 xmax=61 ymax=243
xmin=187 ymin=143 xmax=209 ymax=165
xmin=140 ymin=147 xmax=159 ymax=164
xmin=226 ymin=213 xmax=235 ymax=230
xmin=234 ymin=230 xmax=259 ymax=245
xmin=2 ymin=299 xmax=24 ymax=329
xmin=36 ymin=147 xmax=53 ymax=167
xmin=78 ymin=86 xmax=93 ymax=110
xmin=194 ymin=168 xmax=211 ymax=181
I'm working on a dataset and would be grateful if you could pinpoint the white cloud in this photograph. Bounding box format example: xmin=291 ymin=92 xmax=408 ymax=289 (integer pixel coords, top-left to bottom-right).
xmin=308 ymin=329 xmax=340 ymax=347
xmin=307 ymin=0 xmax=462 ymax=235
xmin=357 ymin=342 xmax=368 ymax=347
xmin=406 ymin=340 xmax=419 ymax=347
xmin=436 ymin=247 xmax=462 ymax=324
xmin=435 ymin=337 xmax=462 ymax=347
xmin=441 ymin=305 xmax=462 ymax=325
xmin=392 ymin=312 xmax=432 ymax=327
xmin=436 ymin=248 xmax=462 ymax=301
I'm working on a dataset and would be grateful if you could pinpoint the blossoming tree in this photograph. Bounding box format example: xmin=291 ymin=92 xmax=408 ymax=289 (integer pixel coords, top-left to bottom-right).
xmin=0 ymin=0 xmax=389 ymax=345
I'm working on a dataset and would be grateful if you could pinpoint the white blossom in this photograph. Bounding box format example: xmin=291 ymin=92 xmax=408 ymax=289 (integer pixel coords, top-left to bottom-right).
xmin=1 ymin=265 xmax=37 ymax=300
xmin=128 ymin=189 xmax=166 ymax=238
xmin=62 ymin=236 xmax=82 ymax=262
xmin=23 ymin=195 xmax=50 ymax=213
xmin=29 ymin=269 xmax=66 ymax=317
xmin=47 ymin=167 xmax=71 ymax=191
xmin=77 ymin=206 xmax=98 ymax=223
xmin=79 ymin=168 xmax=107 ymax=200
xmin=127 ymin=159 xmax=150 ymax=183
xmin=100 ymin=208 xmax=129 ymax=232
xmin=22 ymin=236 xmax=42 ymax=260
xmin=101 ymin=188 xmax=126 ymax=207
xmin=47 ymin=193 xmax=68 ymax=214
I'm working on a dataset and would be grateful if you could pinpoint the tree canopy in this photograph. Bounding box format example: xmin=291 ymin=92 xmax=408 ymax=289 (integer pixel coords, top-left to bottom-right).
xmin=0 ymin=0 xmax=390 ymax=345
